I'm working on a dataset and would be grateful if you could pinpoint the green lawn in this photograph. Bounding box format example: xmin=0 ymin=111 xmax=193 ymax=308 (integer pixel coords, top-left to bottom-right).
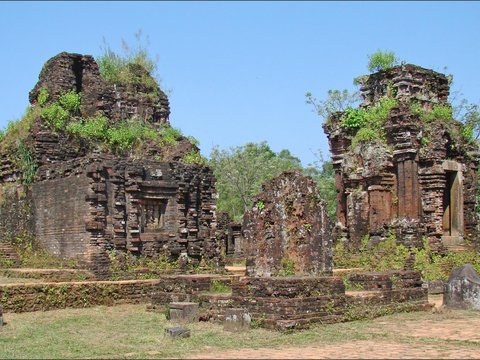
xmin=0 ymin=303 xmax=478 ymax=359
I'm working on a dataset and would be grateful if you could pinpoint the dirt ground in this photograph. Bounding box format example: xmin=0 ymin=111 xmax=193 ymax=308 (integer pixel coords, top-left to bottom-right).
xmin=191 ymin=295 xmax=480 ymax=359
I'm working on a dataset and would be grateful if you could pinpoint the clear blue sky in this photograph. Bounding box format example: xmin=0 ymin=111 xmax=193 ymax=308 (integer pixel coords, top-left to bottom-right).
xmin=1 ymin=1 xmax=479 ymax=166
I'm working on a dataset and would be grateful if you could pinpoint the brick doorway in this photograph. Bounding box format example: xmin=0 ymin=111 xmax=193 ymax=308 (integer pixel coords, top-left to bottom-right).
xmin=442 ymin=161 xmax=463 ymax=246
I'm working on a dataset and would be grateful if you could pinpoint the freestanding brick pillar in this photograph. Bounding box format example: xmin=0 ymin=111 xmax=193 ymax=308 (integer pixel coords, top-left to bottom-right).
xmin=169 ymin=302 xmax=199 ymax=323
xmin=243 ymin=171 xmax=333 ymax=277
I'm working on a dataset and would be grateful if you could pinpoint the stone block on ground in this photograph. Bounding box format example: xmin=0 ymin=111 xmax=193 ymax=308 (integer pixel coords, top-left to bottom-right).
xmin=444 ymin=264 xmax=480 ymax=310
xmin=169 ymin=302 xmax=199 ymax=323
xmin=165 ymin=326 xmax=190 ymax=338
xmin=223 ymin=308 xmax=251 ymax=332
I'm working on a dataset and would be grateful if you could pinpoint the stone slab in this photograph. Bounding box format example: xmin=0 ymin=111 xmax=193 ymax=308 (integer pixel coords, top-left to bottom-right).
xmin=165 ymin=326 xmax=190 ymax=338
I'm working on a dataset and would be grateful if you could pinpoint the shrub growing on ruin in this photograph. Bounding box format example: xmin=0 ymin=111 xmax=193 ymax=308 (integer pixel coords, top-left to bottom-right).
xmin=106 ymin=120 xmax=158 ymax=153
xmin=159 ymin=125 xmax=182 ymax=146
xmin=16 ymin=141 xmax=37 ymax=185
xmin=410 ymin=102 xmax=452 ymax=123
xmin=37 ymin=88 xmax=49 ymax=107
xmin=40 ymin=103 xmax=69 ymax=130
xmin=367 ymin=50 xmax=400 ymax=72
xmin=182 ymin=150 xmax=207 ymax=165
xmin=97 ymin=31 xmax=160 ymax=93
xmin=66 ymin=115 xmax=109 ymax=142
xmin=351 ymin=128 xmax=379 ymax=148
xmin=58 ymin=90 xmax=81 ymax=114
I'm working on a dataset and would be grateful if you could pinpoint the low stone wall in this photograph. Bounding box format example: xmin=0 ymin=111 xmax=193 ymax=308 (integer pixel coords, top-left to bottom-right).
xmin=230 ymin=276 xmax=346 ymax=330
xmin=344 ymin=270 xmax=431 ymax=321
xmin=148 ymin=271 xmax=430 ymax=330
xmin=0 ymin=268 xmax=96 ymax=282
xmin=347 ymin=270 xmax=424 ymax=291
xmin=0 ymin=279 xmax=159 ymax=312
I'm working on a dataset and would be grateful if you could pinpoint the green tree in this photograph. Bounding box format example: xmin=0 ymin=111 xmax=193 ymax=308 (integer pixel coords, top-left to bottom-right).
xmin=209 ymin=142 xmax=302 ymax=221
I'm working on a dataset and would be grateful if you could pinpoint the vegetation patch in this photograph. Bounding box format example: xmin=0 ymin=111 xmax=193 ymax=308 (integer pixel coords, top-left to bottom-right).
xmin=334 ymin=234 xmax=410 ymax=272
xmin=410 ymin=102 xmax=453 ymax=123
xmin=341 ymin=96 xmax=397 ymax=148
xmin=334 ymin=235 xmax=480 ymax=282
xmin=97 ymin=31 xmax=160 ymax=96
xmin=276 ymin=255 xmax=296 ymax=276
xmin=107 ymin=250 xmax=179 ymax=280
xmin=412 ymin=238 xmax=480 ymax=281
xmin=182 ymin=149 xmax=207 ymax=165
xmin=208 ymin=279 xmax=232 ymax=294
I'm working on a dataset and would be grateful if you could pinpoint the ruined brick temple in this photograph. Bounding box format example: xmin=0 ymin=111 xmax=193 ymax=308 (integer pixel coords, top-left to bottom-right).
xmin=0 ymin=52 xmax=220 ymax=276
xmin=324 ymin=64 xmax=479 ymax=250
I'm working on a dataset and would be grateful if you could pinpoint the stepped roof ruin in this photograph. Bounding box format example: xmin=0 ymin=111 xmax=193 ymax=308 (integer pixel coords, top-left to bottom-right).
xmin=323 ymin=64 xmax=479 ymax=251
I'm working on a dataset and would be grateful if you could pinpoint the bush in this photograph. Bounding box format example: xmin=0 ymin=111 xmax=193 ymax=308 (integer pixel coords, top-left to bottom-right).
xmin=334 ymin=235 xmax=480 ymax=282
xmin=351 ymin=128 xmax=379 ymax=148
xmin=367 ymin=50 xmax=400 ymax=73
xmin=106 ymin=121 xmax=158 ymax=153
xmin=341 ymin=96 xmax=397 ymax=149
xmin=363 ymin=97 xmax=397 ymax=128
xmin=37 ymin=88 xmax=49 ymax=106
xmin=461 ymin=124 xmax=475 ymax=143
xmin=410 ymin=103 xmax=452 ymax=122
xmin=342 ymin=97 xmax=397 ymax=132
xmin=342 ymin=107 xmax=366 ymax=130
xmin=160 ymin=125 xmax=182 ymax=146
xmin=413 ymin=238 xmax=480 ymax=281
xmin=58 ymin=90 xmax=81 ymax=114
xmin=334 ymin=234 xmax=410 ymax=271
xmin=40 ymin=103 xmax=69 ymax=130
xmin=182 ymin=150 xmax=207 ymax=165
xmin=66 ymin=115 xmax=109 ymax=141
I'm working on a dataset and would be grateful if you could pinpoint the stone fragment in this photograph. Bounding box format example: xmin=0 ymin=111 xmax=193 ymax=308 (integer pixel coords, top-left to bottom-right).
xmin=223 ymin=308 xmax=251 ymax=332
xmin=0 ymin=305 xmax=3 ymax=326
xmin=444 ymin=264 xmax=480 ymax=310
xmin=164 ymin=326 xmax=190 ymax=338
xmin=169 ymin=302 xmax=199 ymax=323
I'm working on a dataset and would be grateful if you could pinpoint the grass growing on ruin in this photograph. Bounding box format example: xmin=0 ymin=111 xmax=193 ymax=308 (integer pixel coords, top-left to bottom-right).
xmin=0 ymin=303 xmax=479 ymax=359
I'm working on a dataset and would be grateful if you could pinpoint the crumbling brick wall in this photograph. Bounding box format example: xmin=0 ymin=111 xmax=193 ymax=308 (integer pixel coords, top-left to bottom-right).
xmin=324 ymin=64 xmax=479 ymax=251
xmin=27 ymin=156 xmax=218 ymax=276
xmin=243 ymin=171 xmax=333 ymax=277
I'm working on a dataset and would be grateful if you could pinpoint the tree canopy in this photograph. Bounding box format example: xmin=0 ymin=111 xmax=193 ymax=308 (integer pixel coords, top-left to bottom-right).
xmin=209 ymin=141 xmax=302 ymax=221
